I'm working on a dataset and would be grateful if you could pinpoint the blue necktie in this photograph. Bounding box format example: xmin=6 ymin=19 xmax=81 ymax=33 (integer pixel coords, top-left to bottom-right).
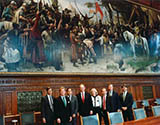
xmin=63 ymin=96 xmax=67 ymax=107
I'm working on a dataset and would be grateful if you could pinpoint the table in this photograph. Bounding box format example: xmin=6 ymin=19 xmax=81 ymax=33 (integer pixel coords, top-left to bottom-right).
xmin=4 ymin=114 xmax=20 ymax=125
xmin=115 ymin=116 xmax=160 ymax=125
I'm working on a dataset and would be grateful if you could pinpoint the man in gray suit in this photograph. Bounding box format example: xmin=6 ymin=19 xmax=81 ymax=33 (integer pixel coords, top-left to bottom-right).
xmin=41 ymin=87 xmax=56 ymax=125
xmin=67 ymin=88 xmax=78 ymax=125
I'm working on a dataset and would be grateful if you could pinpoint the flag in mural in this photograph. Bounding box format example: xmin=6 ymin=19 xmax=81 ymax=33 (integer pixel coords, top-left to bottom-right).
xmin=95 ymin=2 xmax=103 ymax=20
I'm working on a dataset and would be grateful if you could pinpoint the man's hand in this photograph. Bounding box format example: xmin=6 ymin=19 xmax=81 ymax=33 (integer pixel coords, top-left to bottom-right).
xmin=122 ymin=107 xmax=127 ymax=111
xmin=69 ymin=117 xmax=72 ymax=122
xmin=117 ymin=109 xmax=121 ymax=112
xmin=42 ymin=118 xmax=46 ymax=123
xmin=90 ymin=110 xmax=93 ymax=115
xmin=57 ymin=118 xmax=61 ymax=124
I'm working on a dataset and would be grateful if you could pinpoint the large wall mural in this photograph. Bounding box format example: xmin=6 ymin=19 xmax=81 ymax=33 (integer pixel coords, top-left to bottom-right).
xmin=0 ymin=0 xmax=159 ymax=73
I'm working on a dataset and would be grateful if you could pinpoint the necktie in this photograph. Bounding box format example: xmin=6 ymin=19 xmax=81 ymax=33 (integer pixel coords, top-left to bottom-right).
xmin=103 ymin=96 xmax=106 ymax=110
xmin=82 ymin=92 xmax=85 ymax=103
xmin=94 ymin=96 xmax=96 ymax=107
xmin=50 ymin=96 xmax=53 ymax=104
xmin=49 ymin=96 xmax=54 ymax=112
xmin=123 ymin=92 xmax=126 ymax=102
xmin=63 ymin=96 xmax=67 ymax=107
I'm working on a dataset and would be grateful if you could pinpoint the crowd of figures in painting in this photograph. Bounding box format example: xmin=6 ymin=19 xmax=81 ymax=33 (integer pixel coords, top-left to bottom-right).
xmin=0 ymin=0 xmax=160 ymax=73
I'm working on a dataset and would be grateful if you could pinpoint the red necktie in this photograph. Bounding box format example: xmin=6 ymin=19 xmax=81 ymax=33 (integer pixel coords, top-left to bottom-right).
xmin=82 ymin=92 xmax=85 ymax=103
xmin=103 ymin=96 xmax=106 ymax=110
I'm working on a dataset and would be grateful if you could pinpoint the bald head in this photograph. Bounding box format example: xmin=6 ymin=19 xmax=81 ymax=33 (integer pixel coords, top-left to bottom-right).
xmin=79 ymin=84 xmax=86 ymax=92
xmin=108 ymin=84 xmax=113 ymax=91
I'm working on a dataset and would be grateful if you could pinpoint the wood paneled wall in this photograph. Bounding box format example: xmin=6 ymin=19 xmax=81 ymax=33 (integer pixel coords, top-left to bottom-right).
xmin=0 ymin=74 xmax=160 ymax=115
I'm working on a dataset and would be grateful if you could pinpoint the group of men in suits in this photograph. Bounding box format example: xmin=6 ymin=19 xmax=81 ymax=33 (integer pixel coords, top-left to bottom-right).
xmin=41 ymin=87 xmax=78 ymax=125
xmin=41 ymin=84 xmax=134 ymax=125
xmin=101 ymin=84 xmax=134 ymax=125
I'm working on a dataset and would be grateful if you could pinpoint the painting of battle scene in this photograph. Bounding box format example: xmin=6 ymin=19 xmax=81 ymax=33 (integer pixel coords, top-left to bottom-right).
xmin=0 ymin=0 xmax=160 ymax=73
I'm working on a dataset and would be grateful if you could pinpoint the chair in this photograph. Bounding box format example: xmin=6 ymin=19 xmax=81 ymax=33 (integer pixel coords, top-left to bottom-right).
xmin=152 ymin=105 xmax=160 ymax=116
xmin=155 ymin=98 xmax=160 ymax=105
xmin=80 ymin=113 xmax=100 ymax=125
xmin=0 ymin=115 xmax=5 ymax=125
xmin=108 ymin=112 xmax=124 ymax=124
xmin=133 ymin=108 xmax=147 ymax=120
xmin=142 ymin=100 xmax=149 ymax=107
xmin=132 ymin=101 xmax=137 ymax=109
xmin=12 ymin=119 xmax=18 ymax=125
xmin=21 ymin=112 xmax=34 ymax=125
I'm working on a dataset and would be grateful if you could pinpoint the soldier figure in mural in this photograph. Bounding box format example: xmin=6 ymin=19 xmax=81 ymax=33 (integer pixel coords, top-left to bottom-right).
xmin=70 ymin=26 xmax=79 ymax=67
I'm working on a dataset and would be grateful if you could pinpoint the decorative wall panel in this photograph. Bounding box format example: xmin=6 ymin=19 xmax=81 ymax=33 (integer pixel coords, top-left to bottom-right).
xmin=17 ymin=91 xmax=42 ymax=113
xmin=0 ymin=74 xmax=160 ymax=115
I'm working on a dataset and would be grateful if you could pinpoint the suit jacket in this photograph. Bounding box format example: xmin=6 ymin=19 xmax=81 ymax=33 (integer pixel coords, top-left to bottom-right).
xmin=119 ymin=92 xmax=133 ymax=110
xmin=77 ymin=92 xmax=93 ymax=116
xmin=41 ymin=95 xmax=56 ymax=121
xmin=55 ymin=96 xmax=72 ymax=123
xmin=107 ymin=91 xmax=121 ymax=112
xmin=69 ymin=95 xmax=78 ymax=115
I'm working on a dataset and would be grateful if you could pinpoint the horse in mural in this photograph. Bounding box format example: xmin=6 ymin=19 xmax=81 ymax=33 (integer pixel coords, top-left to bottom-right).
xmin=123 ymin=30 xmax=149 ymax=58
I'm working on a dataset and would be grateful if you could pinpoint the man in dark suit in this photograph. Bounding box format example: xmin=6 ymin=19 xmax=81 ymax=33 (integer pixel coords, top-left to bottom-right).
xmin=107 ymin=84 xmax=121 ymax=112
xmin=41 ymin=87 xmax=56 ymax=125
xmin=119 ymin=84 xmax=134 ymax=121
xmin=77 ymin=84 xmax=93 ymax=117
xmin=67 ymin=88 xmax=78 ymax=125
xmin=55 ymin=87 xmax=72 ymax=125
xmin=101 ymin=88 xmax=109 ymax=125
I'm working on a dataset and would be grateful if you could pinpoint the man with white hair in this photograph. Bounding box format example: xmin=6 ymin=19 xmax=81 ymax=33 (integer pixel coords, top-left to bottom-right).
xmin=107 ymin=84 xmax=121 ymax=113
xmin=76 ymin=84 xmax=93 ymax=117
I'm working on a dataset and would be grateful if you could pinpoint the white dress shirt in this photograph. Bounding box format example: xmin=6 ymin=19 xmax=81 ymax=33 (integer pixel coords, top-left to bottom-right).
xmin=47 ymin=94 xmax=54 ymax=111
xmin=109 ymin=91 xmax=113 ymax=96
xmin=47 ymin=94 xmax=53 ymax=104
xmin=123 ymin=91 xmax=127 ymax=101
xmin=81 ymin=92 xmax=85 ymax=99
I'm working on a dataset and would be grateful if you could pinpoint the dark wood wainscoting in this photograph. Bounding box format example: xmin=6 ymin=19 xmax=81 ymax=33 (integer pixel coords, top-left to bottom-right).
xmin=0 ymin=74 xmax=160 ymax=115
